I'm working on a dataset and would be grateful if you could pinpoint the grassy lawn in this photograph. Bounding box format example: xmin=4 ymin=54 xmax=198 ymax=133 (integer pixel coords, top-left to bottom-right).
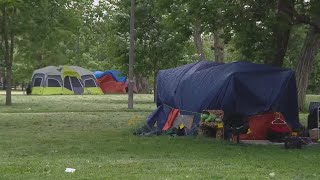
xmin=0 ymin=94 xmax=319 ymax=179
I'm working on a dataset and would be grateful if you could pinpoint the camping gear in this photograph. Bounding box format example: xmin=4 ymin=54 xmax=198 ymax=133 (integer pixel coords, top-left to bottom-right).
xmin=147 ymin=61 xmax=301 ymax=132
xmin=309 ymin=128 xmax=320 ymax=142
xmin=266 ymin=114 xmax=291 ymax=142
xmin=94 ymin=70 xmax=138 ymax=94
xmin=233 ymin=125 xmax=250 ymax=143
xmin=235 ymin=112 xmax=292 ymax=140
xmin=133 ymin=124 xmax=161 ymax=136
xmin=284 ymin=136 xmax=303 ymax=149
xmin=307 ymin=102 xmax=320 ymax=129
xmin=163 ymin=109 xmax=180 ymax=131
xmin=163 ymin=114 xmax=194 ymax=136
xmin=199 ymin=122 xmax=218 ymax=138
xmin=201 ymin=110 xmax=223 ymax=122
xmin=172 ymin=115 xmax=194 ymax=130
xmin=200 ymin=110 xmax=224 ymax=138
xmin=307 ymin=102 xmax=320 ymax=141
xmin=284 ymin=129 xmax=314 ymax=149
xmin=222 ymin=112 xmax=249 ymax=143
xmin=31 ymin=66 xmax=103 ymax=95
xmin=200 ymin=122 xmax=223 ymax=138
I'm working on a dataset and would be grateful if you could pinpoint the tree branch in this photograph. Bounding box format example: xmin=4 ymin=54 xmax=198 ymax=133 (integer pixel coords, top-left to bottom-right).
xmin=282 ymin=5 xmax=320 ymax=31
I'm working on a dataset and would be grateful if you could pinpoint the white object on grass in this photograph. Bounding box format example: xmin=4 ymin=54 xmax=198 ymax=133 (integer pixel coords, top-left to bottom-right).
xmin=269 ymin=172 xmax=275 ymax=177
xmin=65 ymin=168 xmax=76 ymax=173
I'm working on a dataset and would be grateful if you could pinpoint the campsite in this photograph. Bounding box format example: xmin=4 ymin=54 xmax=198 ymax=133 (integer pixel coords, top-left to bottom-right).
xmin=1 ymin=0 xmax=320 ymax=179
xmin=0 ymin=94 xmax=319 ymax=179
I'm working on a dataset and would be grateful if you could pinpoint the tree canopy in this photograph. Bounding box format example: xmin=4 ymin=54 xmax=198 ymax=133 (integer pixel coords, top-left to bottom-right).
xmin=1 ymin=0 xmax=320 ymax=109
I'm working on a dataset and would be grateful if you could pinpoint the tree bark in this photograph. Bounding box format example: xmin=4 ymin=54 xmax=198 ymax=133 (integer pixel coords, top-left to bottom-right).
xmin=213 ymin=28 xmax=224 ymax=62
xmin=7 ymin=10 xmax=15 ymax=105
xmin=270 ymin=0 xmax=294 ymax=67
xmin=37 ymin=52 xmax=44 ymax=69
xmin=135 ymin=73 xmax=150 ymax=94
xmin=1 ymin=6 xmax=12 ymax=105
xmin=2 ymin=78 xmax=6 ymax=90
xmin=2 ymin=6 xmax=16 ymax=106
xmin=153 ymin=69 xmax=158 ymax=103
xmin=1 ymin=21 xmax=5 ymax=91
xmin=296 ymin=26 xmax=320 ymax=111
xmin=128 ymin=0 xmax=135 ymax=109
xmin=193 ymin=20 xmax=205 ymax=61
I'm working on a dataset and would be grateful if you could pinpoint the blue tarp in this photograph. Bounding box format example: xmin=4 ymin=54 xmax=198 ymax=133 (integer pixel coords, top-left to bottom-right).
xmin=147 ymin=61 xmax=301 ymax=129
xmin=94 ymin=70 xmax=127 ymax=82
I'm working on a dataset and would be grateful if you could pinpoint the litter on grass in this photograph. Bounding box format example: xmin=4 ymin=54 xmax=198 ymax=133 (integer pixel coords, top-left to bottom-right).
xmin=269 ymin=172 xmax=275 ymax=177
xmin=65 ymin=168 xmax=76 ymax=173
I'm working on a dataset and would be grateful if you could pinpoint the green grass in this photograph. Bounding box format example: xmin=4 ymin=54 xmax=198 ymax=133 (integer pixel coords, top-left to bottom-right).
xmin=0 ymin=94 xmax=319 ymax=179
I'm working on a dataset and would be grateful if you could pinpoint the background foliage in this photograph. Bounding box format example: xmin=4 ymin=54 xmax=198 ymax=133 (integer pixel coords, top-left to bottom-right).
xmin=1 ymin=0 xmax=320 ymax=97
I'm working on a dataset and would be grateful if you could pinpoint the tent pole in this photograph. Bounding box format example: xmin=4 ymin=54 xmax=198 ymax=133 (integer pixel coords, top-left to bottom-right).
xmin=128 ymin=0 xmax=135 ymax=109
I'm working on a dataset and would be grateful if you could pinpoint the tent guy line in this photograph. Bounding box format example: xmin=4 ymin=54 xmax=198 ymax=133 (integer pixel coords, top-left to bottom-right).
xmin=163 ymin=103 xmax=202 ymax=115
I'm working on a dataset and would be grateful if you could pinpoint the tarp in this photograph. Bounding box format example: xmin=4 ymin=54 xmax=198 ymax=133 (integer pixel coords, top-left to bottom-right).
xmin=147 ymin=61 xmax=301 ymax=130
xmin=94 ymin=70 xmax=127 ymax=82
xmin=94 ymin=70 xmax=138 ymax=94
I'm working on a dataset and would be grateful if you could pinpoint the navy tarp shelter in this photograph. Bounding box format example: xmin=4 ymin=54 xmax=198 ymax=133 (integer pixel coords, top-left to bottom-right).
xmin=147 ymin=61 xmax=301 ymax=130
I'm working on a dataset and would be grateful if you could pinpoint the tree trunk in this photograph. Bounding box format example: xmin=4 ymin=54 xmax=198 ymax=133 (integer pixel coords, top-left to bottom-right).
xmin=1 ymin=31 xmax=5 ymax=91
xmin=270 ymin=0 xmax=294 ymax=67
xmin=1 ymin=28 xmax=4 ymax=67
xmin=193 ymin=20 xmax=205 ymax=61
xmin=6 ymin=15 xmax=14 ymax=105
xmin=213 ymin=28 xmax=224 ymax=62
xmin=1 ymin=6 xmax=12 ymax=105
xmin=296 ymin=27 xmax=320 ymax=111
xmin=153 ymin=69 xmax=157 ymax=103
xmin=37 ymin=52 xmax=44 ymax=69
xmin=128 ymin=0 xmax=135 ymax=109
xmin=2 ymin=78 xmax=6 ymax=90
xmin=135 ymin=73 xmax=150 ymax=94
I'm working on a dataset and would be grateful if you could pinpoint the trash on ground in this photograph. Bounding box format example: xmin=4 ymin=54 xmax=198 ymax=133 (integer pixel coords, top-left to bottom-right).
xmin=65 ymin=168 xmax=76 ymax=173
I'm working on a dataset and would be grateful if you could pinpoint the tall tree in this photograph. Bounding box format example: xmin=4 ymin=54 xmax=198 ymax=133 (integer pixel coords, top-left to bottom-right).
xmin=108 ymin=0 xmax=190 ymax=100
xmin=128 ymin=0 xmax=135 ymax=109
xmin=193 ymin=20 xmax=205 ymax=60
xmin=290 ymin=0 xmax=320 ymax=110
xmin=271 ymin=0 xmax=294 ymax=67
xmin=1 ymin=1 xmax=17 ymax=105
xmin=213 ymin=7 xmax=225 ymax=63
xmin=226 ymin=1 xmax=279 ymax=64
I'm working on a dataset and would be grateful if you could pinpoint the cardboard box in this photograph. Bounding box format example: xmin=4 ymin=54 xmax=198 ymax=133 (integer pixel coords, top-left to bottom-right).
xmin=309 ymin=128 xmax=320 ymax=141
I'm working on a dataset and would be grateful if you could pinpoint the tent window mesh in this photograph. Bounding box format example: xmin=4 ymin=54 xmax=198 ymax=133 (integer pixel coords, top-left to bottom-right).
xmin=47 ymin=79 xmax=61 ymax=87
xmin=84 ymin=79 xmax=96 ymax=87
xmin=33 ymin=78 xmax=42 ymax=87
xmin=70 ymin=77 xmax=82 ymax=87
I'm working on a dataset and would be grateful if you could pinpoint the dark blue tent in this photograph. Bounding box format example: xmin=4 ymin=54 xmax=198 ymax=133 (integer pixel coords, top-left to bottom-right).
xmin=147 ymin=61 xmax=301 ymax=130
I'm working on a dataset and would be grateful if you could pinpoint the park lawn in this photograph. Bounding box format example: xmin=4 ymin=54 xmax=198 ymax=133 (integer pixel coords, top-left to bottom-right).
xmin=0 ymin=94 xmax=319 ymax=180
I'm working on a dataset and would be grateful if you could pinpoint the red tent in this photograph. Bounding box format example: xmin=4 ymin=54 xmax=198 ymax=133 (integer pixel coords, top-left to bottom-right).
xmin=97 ymin=74 xmax=137 ymax=94
xmin=239 ymin=112 xmax=292 ymax=140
